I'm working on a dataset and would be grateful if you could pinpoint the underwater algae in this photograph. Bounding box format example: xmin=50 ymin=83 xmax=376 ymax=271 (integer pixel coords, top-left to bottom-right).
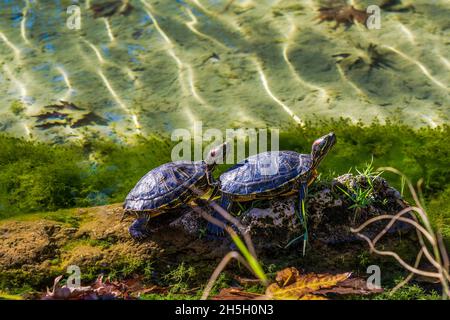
xmin=0 ymin=0 xmax=448 ymax=143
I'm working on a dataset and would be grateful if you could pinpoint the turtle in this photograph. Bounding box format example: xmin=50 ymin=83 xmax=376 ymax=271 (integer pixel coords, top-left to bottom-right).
xmin=123 ymin=142 xmax=228 ymax=240
xmin=210 ymin=133 xmax=337 ymax=241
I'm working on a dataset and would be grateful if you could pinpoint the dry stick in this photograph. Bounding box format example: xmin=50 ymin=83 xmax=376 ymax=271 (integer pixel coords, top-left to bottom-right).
xmin=380 ymin=167 xmax=450 ymax=297
xmin=370 ymin=206 xmax=442 ymax=271
xmin=352 ymin=213 xmax=443 ymax=274
xmin=354 ymin=232 xmax=441 ymax=278
xmin=372 ymin=207 xmax=426 ymax=245
xmin=390 ymin=248 xmax=424 ymax=295
xmin=190 ymin=203 xmax=260 ymax=271
xmin=397 ymin=203 xmax=449 ymax=282
xmin=188 ymin=185 xmax=258 ymax=260
xmin=372 ymin=198 xmax=445 ymax=274
xmin=189 ymin=199 xmax=269 ymax=300
xmin=207 ymin=200 xmax=258 ymax=259
xmin=352 ymin=209 xmax=450 ymax=296
xmin=189 ymin=204 xmax=261 ymax=269
xmin=409 ymin=210 xmax=446 ymax=273
xmin=437 ymin=233 xmax=450 ymax=275
xmin=201 ymin=251 xmax=251 ymax=300
xmin=364 ymin=211 xmax=450 ymax=296
xmin=379 ymin=168 xmax=431 ymax=229
xmin=351 ymin=214 xmax=436 ymax=245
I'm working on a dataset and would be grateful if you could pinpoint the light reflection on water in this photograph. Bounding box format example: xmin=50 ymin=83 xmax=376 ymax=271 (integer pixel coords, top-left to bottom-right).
xmin=0 ymin=0 xmax=448 ymax=143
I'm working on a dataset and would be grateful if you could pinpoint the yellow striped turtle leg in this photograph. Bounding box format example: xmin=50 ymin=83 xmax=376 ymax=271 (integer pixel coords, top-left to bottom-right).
xmin=207 ymin=195 xmax=232 ymax=236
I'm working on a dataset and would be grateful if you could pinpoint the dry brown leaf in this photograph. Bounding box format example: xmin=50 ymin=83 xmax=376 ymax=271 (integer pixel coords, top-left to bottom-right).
xmin=275 ymin=267 xmax=301 ymax=287
xmin=212 ymin=268 xmax=381 ymax=300
xmin=315 ymin=278 xmax=383 ymax=295
xmin=299 ymin=294 xmax=328 ymax=300
xmin=42 ymin=274 xmax=169 ymax=300
xmin=265 ymin=268 xmax=351 ymax=300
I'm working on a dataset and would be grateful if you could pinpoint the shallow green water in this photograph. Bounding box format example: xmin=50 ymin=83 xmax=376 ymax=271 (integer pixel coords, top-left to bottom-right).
xmin=0 ymin=0 xmax=449 ymax=143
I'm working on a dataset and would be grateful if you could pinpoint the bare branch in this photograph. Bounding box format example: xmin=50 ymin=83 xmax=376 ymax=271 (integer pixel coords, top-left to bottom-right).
xmin=351 ymin=213 xmax=436 ymax=245
xmin=390 ymin=248 xmax=423 ymax=295
xmin=201 ymin=251 xmax=250 ymax=300
xmin=354 ymin=232 xmax=441 ymax=278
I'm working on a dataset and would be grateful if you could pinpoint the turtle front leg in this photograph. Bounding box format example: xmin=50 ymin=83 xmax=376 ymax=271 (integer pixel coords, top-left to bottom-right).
xmin=206 ymin=195 xmax=233 ymax=236
xmin=129 ymin=214 xmax=152 ymax=240
xmin=205 ymin=169 xmax=220 ymax=201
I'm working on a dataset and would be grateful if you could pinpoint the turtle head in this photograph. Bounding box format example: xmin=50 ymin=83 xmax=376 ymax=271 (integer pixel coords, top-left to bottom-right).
xmin=205 ymin=142 xmax=229 ymax=168
xmin=311 ymin=132 xmax=336 ymax=167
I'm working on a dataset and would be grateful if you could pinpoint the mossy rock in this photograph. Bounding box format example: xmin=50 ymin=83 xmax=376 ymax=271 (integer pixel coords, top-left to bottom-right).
xmin=0 ymin=175 xmax=422 ymax=294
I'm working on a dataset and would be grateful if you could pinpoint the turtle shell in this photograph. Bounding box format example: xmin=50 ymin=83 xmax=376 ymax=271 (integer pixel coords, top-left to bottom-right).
xmin=220 ymin=151 xmax=312 ymax=195
xmin=124 ymin=161 xmax=207 ymax=212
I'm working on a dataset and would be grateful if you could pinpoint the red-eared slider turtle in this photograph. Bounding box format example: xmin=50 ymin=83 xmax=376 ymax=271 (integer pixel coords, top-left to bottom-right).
xmin=123 ymin=142 xmax=228 ymax=239
xmin=211 ymin=133 xmax=336 ymax=246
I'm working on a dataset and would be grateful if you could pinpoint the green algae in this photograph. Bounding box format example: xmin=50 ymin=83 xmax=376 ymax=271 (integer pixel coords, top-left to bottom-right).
xmin=0 ymin=1 xmax=448 ymax=142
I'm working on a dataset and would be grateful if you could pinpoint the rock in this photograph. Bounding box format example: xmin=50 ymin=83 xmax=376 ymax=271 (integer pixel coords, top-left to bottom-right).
xmin=162 ymin=174 xmax=410 ymax=251
xmin=0 ymin=175 xmax=416 ymax=292
xmin=169 ymin=210 xmax=204 ymax=236
xmin=240 ymin=198 xmax=302 ymax=250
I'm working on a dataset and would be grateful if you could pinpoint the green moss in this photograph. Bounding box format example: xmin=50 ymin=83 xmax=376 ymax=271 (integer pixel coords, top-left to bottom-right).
xmin=427 ymin=186 xmax=450 ymax=240
xmin=0 ymin=134 xmax=173 ymax=218
xmin=107 ymin=256 xmax=154 ymax=281
xmin=140 ymin=291 xmax=202 ymax=300
xmin=162 ymin=262 xmax=197 ymax=293
xmin=43 ymin=211 xmax=82 ymax=228
xmin=62 ymin=239 xmax=112 ymax=251
xmin=0 ymin=269 xmax=61 ymax=294
xmin=371 ymin=283 xmax=441 ymax=300
xmin=279 ymin=120 xmax=450 ymax=195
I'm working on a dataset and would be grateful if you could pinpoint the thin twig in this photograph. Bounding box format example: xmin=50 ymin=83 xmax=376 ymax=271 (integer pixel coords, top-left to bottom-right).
xmin=188 ymin=185 xmax=258 ymax=260
xmin=390 ymin=248 xmax=423 ymax=295
xmin=351 ymin=214 xmax=436 ymax=245
xmin=371 ymin=207 xmax=416 ymax=245
xmin=437 ymin=233 xmax=450 ymax=274
xmin=354 ymin=232 xmax=441 ymax=278
xmin=364 ymin=206 xmax=443 ymax=271
xmin=201 ymin=251 xmax=250 ymax=300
